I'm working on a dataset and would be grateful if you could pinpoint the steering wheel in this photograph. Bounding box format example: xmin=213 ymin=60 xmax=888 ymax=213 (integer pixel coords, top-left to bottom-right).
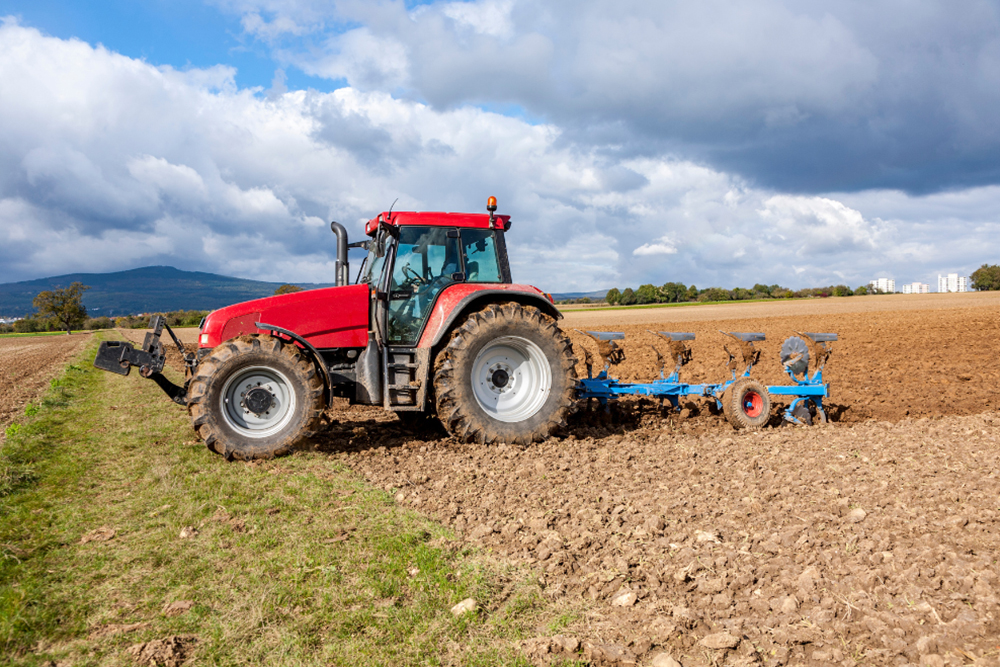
xmin=400 ymin=263 xmax=428 ymax=287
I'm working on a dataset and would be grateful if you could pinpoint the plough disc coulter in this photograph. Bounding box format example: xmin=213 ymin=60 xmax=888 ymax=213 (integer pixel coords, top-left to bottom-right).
xmin=574 ymin=330 xmax=837 ymax=430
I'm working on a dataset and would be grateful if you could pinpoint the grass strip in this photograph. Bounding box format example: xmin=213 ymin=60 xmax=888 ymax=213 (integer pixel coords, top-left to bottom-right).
xmin=0 ymin=336 xmax=566 ymax=666
xmin=0 ymin=332 xmax=88 ymax=339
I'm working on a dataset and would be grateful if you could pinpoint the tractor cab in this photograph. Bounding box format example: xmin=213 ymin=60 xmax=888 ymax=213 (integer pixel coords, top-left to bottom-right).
xmin=358 ymin=202 xmax=512 ymax=347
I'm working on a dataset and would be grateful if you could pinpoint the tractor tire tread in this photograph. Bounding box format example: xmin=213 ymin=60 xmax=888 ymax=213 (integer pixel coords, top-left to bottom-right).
xmin=186 ymin=335 xmax=325 ymax=460
xmin=433 ymin=302 xmax=577 ymax=444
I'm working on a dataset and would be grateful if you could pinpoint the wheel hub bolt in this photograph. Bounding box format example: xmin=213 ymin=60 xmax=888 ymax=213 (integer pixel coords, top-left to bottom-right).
xmin=245 ymin=387 xmax=274 ymax=415
xmin=491 ymin=368 xmax=510 ymax=388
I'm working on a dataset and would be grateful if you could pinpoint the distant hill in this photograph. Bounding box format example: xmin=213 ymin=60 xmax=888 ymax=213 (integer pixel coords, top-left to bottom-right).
xmin=550 ymin=289 xmax=609 ymax=302
xmin=0 ymin=266 xmax=335 ymax=317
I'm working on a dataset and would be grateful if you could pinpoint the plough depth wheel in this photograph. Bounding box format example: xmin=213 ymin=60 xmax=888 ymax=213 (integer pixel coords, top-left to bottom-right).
xmin=722 ymin=377 xmax=770 ymax=430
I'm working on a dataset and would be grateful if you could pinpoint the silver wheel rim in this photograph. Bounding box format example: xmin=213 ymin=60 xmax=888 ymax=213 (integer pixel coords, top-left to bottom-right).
xmin=220 ymin=365 xmax=297 ymax=438
xmin=471 ymin=336 xmax=552 ymax=423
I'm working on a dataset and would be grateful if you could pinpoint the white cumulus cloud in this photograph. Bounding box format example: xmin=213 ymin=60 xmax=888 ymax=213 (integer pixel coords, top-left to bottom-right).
xmin=633 ymin=236 xmax=678 ymax=256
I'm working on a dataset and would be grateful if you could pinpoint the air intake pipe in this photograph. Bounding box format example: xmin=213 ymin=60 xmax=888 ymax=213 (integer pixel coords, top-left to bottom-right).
xmin=330 ymin=221 xmax=349 ymax=286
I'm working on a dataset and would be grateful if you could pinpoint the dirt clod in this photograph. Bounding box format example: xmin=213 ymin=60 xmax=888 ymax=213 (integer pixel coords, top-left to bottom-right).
xmin=583 ymin=642 xmax=634 ymax=666
xmin=125 ymin=635 xmax=197 ymax=667
xmin=520 ymin=635 xmax=582 ymax=665
xmin=699 ymin=632 xmax=740 ymax=650
xmin=611 ymin=589 xmax=637 ymax=607
xmin=694 ymin=529 xmax=721 ymax=543
xmin=651 ymin=654 xmax=682 ymax=667
xmin=79 ymin=526 xmax=116 ymax=544
xmin=450 ymin=598 xmax=477 ymax=616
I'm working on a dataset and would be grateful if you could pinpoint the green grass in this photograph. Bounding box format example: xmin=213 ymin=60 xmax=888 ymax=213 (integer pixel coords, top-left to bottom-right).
xmin=558 ymin=298 xmax=780 ymax=312
xmin=0 ymin=336 xmax=564 ymax=666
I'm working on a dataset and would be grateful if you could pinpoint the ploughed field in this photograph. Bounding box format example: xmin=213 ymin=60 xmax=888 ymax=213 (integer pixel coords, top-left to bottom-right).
xmin=122 ymin=295 xmax=1000 ymax=665
xmin=320 ymin=293 xmax=1000 ymax=667
xmin=0 ymin=334 xmax=89 ymax=430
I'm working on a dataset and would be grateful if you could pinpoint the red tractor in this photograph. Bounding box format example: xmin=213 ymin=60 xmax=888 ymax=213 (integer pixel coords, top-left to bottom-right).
xmin=94 ymin=198 xmax=578 ymax=460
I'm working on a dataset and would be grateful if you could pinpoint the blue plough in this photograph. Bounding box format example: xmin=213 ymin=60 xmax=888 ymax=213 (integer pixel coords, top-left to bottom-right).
xmin=574 ymin=329 xmax=837 ymax=428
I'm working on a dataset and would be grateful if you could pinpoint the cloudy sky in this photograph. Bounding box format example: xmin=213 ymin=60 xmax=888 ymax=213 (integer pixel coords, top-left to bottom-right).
xmin=1 ymin=1 xmax=999 ymax=292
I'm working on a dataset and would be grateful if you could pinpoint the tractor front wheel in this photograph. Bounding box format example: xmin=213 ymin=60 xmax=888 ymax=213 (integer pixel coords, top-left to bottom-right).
xmin=722 ymin=377 xmax=771 ymax=430
xmin=433 ymin=303 xmax=577 ymax=445
xmin=187 ymin=335 xmax=325 ymax=460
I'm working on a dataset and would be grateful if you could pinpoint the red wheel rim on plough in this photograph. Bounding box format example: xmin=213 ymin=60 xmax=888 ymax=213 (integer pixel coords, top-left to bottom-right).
xmin=742 ymin=390 xmax=764 ymax=418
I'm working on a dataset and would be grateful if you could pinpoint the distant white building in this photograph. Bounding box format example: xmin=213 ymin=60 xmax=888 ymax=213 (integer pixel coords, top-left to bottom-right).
xmin=901 ymin=282 xmax=930 ymax=294
xmin=937 ymin=273 xmax=968 ymax=293
xmin=869 ymin=278 xmax=896 ymax=293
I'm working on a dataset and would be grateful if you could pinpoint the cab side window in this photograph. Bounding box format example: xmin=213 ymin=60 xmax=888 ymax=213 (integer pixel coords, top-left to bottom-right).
xmin=461 ymin=229 xmax=502 ymax=283
xmin=386 ymin=226 xmax=461 ymax=345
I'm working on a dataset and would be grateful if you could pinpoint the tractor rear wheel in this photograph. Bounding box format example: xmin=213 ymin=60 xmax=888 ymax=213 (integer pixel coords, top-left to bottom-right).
xmin=722 ymin=377 xmax=771 ymax=430
xmin=187 ymin=335 xmax=325 ymax=460
xmin=433 ymin=302 xmax=577 ymax=445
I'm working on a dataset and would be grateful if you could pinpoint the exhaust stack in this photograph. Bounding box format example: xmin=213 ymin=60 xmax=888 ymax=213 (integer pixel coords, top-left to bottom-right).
xmin=330 ymin=221 xmax=349 ymax=286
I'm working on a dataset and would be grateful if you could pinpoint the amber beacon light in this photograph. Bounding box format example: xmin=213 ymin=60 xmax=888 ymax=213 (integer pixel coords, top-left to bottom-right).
xmin=487 ymin=196 xmax=498 ymax=225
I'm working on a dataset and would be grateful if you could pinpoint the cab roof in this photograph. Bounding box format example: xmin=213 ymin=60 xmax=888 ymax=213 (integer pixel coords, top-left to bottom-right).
xmin=365 ymin=211 xmax=511 ymax=236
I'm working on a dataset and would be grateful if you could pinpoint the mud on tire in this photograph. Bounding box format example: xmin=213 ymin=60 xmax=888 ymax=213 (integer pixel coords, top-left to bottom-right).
xmin=186 ymin=335 xmax=325 ymax=460
xmin=433 ymin=302 xmax=577 ymax=445
xmin=723 ymin=377 xmax=771 ymax=431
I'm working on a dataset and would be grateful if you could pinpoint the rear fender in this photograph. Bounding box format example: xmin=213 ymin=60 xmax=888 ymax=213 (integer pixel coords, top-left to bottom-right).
xmin=419 ymin=287 xmax=561 ymax=349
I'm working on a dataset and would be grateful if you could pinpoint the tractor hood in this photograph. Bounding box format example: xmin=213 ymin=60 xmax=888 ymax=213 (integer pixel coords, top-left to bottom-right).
xmin=199 ymin=284 xmax=369 ymax=350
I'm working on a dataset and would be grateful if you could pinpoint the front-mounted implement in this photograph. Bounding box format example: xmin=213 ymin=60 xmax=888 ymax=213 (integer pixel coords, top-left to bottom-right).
xmin=574 ymin=330 xmax=837 ymax=429
xmin=94 ymin=315 xmax=195 ymax=405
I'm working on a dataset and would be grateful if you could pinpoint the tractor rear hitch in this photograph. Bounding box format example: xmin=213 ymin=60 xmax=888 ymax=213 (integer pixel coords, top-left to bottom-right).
xmin=93 ymin=315 xmax=192 ymax=406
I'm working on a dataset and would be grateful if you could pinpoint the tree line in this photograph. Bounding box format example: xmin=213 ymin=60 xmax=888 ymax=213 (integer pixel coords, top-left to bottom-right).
xmin=971 ymin=264 xmax=1000 ymax=291
xmin=0 ymin=282 xmax=209 ymax=334
xmin=604 ymin=282 xmax=876 ymax=306
xmin=602 ymin=264 xmax=1000 ymax=307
